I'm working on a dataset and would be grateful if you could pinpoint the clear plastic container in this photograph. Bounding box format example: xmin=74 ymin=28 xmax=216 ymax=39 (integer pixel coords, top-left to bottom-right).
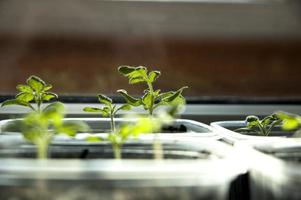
xmin=237 ymin=139 xmax=301 ymax=200
xmin=0 ymin=138 xmax=242 ymax=200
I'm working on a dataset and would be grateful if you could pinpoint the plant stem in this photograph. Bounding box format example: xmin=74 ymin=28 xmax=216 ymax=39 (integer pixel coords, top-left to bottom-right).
xmin=153 ymin=133 xmax=163 ymax=160
xmin=258 ymin=123 xmax=267 ymax=136
xmin=36 ymin=141 xmax=48 ymax=160
xmin=113 ymin=144 xmax=122 ymax=159
xmin=36 ymin=94 xmax=42 ymax=113
xmin=110 ymin=112 xmax=115 ymax=133
xmin=147 ymin=82 xmax=154 ymax=116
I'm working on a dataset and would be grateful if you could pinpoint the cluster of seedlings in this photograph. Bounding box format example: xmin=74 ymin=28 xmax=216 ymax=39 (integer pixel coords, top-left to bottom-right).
xmin=2 ymin=66 xmax=301 ymax=160
xmin=236 ymin=112 xmax=301 ymax=137
xmin=1 ymin=66 xmax=187 ymax=159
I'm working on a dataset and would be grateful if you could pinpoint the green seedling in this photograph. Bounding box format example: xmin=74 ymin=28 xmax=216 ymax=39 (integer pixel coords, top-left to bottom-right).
xmin=5 ymin=102 xmax=89 ymax=159
xmin=276 ymin=111 xmax=301 ymax=137
xmin=118 ymin=66 xmax=188 ymax=115
xmin=236 ymin=114 xmax=281 ymax=136
xmin=1 ymin=75 xmax=58 ymax=113
xmin=108 ymin=117 xmax=162 ymax=159
xmin=83 ymin=94 xmax=131 ymax=132
xmin=86 ymin=116 xmax=162 ymax=159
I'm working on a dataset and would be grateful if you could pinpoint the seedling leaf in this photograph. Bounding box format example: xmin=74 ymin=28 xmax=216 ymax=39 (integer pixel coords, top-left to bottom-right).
xmin=129 ymin=76 xmax=145 ymax=84
xmin=44 ymin=84 xmax=53 ymax=91
xmin=117 ymin=89 xmax=141 ymax=106
xmin=98 ymin=94 xmax=112 ymax=106
xmin=142 ymin=91 xmax=152 ymax=110
xmin=102 ymin=106 xmax=110 ymax=117
xmin=162 ymin=86 xmax=188 ymax=103
xmin=27 ymin=75 xmax=45 ymax=92
xmin=118 ymin=104 xmax=131 ymax=111
xmin=42 ymin=92 xmax=58 ymax=101
xmin=86 ymin=135 xmax=103 ymax=142
xmin=1 ymin=99 xmax=30 ymax=107
xmin=16 ymin=92 xmax=34 ymax=102
xmin=83 ymin=107 xmax=103 ymax=112
xmin=59 ymin=121 xmax=89 ymax=137
xmin=118 ymin=65 xmax=137 ymax=75
xmin=16 ymin=84 xmax=32 ymax=93
xmin=148 ymin=71 xmax=160 ymax=83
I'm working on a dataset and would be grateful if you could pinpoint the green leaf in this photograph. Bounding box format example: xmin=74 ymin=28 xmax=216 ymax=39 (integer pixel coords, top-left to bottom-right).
xmin=83 ymin=107 xmax=103 ymax=112
xmin=42 ymin=92 xmax=58 ymax=101
xmin=117 ymin=89 xmax=141 ymax=106
xmin=162 ymin=86 xmax=188 ymax=103
xmin=44 ymin=84 xmax=52 ymax=91
xmin=245 ymin=115 xmax=260 ymax=128
xmin=282 ymin=118 xmax=299 ymax=130
xmin=27 ymin=75 xmax=46 ymax=92
xmin=59 ymin=121 xmax=89 ymax=137
xmin=157 ymin=91 xmax=173 ymax=100
xmin=142 ymin=90 xmax=152 ymax=110
xmin=1 ymin=99 xmax=30 ymax=107
xmin=119 ymin=66 xmax=148 ymax=83
xmin=16 ymin=92 xmax=34 ymax=102
xmin=261 ymin=114 xmax=280 ymax=126
xmin=16 ymin=84 xmax=32 ymax=93
xmin=129 ymin=76 xmax=145 ymax=84
xmin=148 ymin=71 xmax=161 ymax=83
xmin=43 ymin=102 xmax=65 ymax=117
xmin=98 ymin=94 xmax=112 ymax=106
xmin=86 ymin=135 xmax=103 ymax=142
xmin=118 ymin=104 xmax=131 ymax=111
xmin=118 ymin=66 xmax=137 ymax=75
xmin=102 ymin=106 xmax=110 ymax=117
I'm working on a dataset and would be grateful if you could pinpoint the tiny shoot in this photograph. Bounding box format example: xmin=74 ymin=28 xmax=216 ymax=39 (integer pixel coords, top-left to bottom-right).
xmin=118 ymin=66 xmax=188 ymax=116
xmin=1 ymin=75 xmax=58 ymax=113
xmin=83 ymin=94 xmax=131 ymax=132
xmin=235 ymin=114 xmax=281 ymax=136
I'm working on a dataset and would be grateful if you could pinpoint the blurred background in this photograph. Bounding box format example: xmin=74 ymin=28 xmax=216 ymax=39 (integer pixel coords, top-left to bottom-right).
xmin=0 ymin=0 xmax=300 ymax=98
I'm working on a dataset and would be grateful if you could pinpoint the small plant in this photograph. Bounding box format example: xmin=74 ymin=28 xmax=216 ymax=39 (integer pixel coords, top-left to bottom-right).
xmin=117 ymin=66 xmax=188 ymax=115
xmin=235 ymin=114 xmax=282 ymax=136
xmin=1 ymin=75 xmax=58 ymax=113
xmin=276 ymin=111 xmax=301 ymax=136
xmin=4 ymin=102 xmax=89 ymax=159
xmin=83 ymin=94 xmax=131 ymax=132
xmin=86 ymin=116 xmax=163 ymax=159
xmin=108 ymin=117 xmax=162 ymax=159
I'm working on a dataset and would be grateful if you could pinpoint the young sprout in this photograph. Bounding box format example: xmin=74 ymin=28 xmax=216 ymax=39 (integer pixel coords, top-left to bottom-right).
xmin=1 ymin=75 xmax=58 ymax=113
xmin=236 ymin=114 xmax=281 ymax=136
xmin=83 ymin=94 xmax=131 ymax=132
xmin=276 ymin=111 xmax=301 ymax=136
xmin=108 ymin=117 xmax=162 ymax=159
xmin=86 ymin=116 xmax=162 ymax=159
xmin=117 ymin=66 xmax=188 ymax=116
xmin=4 ymin=102 xmax=89 ymax=159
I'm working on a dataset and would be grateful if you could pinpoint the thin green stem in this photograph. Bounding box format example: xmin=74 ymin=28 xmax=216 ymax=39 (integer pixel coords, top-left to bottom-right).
xmin=257 ymin=123 xmax=267 ymax=136
xmin=113 ymin=144 xmax=122 ymax=159
xmin=36 ymin=140 xmax=49 ymax=160
xmin=35 ymin=93 xmax=42 ymax=113
xmin=110 ymin=106 xmax=116 ymax=133
xmin=147 ymin=81 xmax=155 ymax=116
xmin=110 ymin=114 xmax=115 ymax=133
xmin=153 ymin=133 xmax=163 ymax=160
